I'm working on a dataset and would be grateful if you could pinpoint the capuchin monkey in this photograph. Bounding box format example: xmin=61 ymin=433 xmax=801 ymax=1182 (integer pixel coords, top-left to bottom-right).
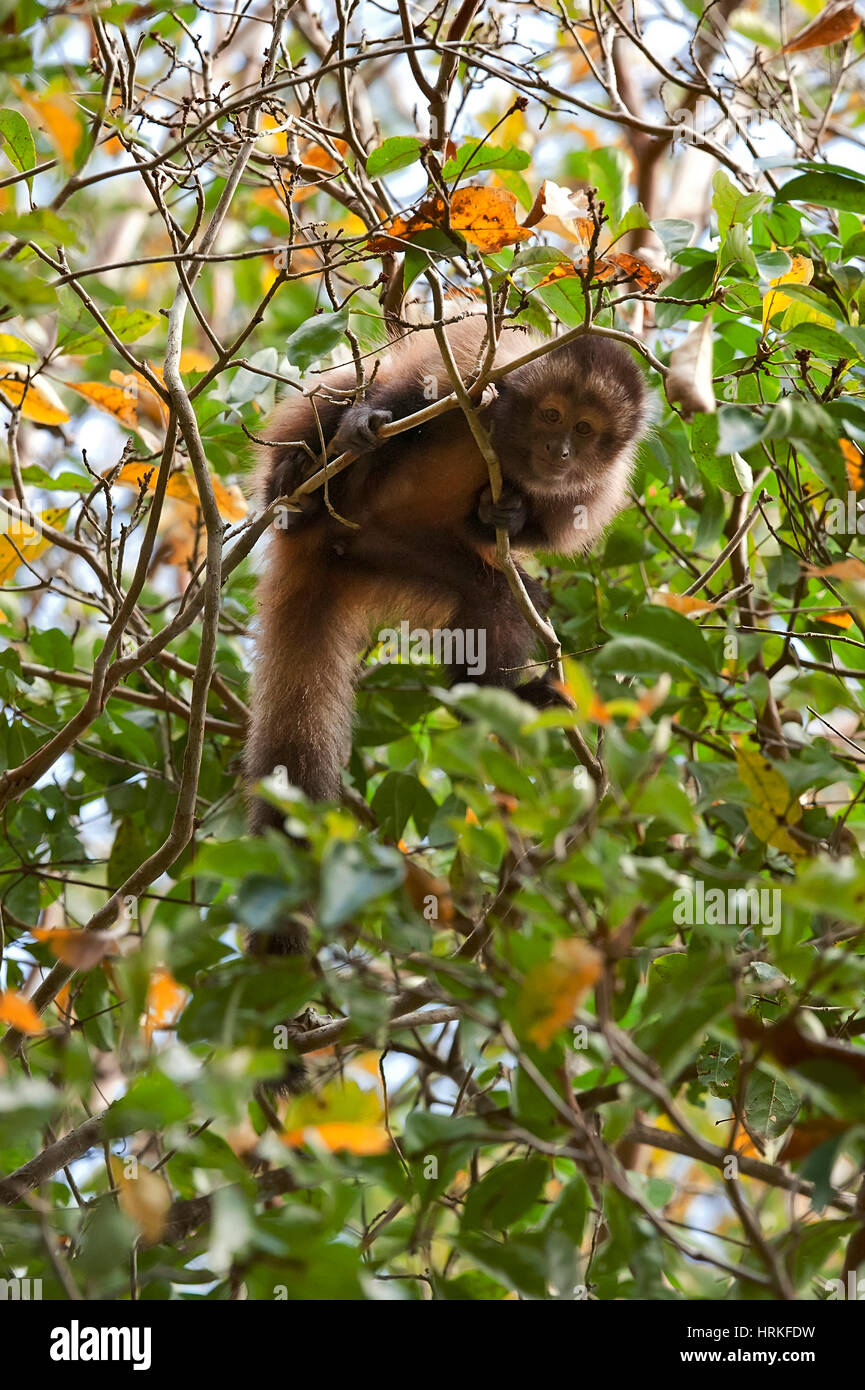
xmin=244 ymin=319 xmax=648 ymax=962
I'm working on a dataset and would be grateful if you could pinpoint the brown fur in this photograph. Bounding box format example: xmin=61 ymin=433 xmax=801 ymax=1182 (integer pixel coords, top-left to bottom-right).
xmin=245 ymin=318 xmax=648 ymax=844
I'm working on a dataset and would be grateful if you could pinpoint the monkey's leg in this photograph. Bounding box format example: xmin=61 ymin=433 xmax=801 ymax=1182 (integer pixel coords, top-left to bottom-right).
xmin=447 ymin=562 xmax=566 ymax=708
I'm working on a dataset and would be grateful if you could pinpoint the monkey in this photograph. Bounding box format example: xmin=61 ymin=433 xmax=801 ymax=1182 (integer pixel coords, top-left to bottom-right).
xmin=243 ymin=319 xmax=648 ymax=966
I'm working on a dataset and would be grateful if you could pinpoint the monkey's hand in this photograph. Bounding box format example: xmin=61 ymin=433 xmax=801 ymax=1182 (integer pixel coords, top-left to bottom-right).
xmin=330 ymin=404 xmax=393 ymax=456
xmin=266 ymin=445 xmax=324 ymax=517
xmin=477 ymin=483 xmax=527 ymax=537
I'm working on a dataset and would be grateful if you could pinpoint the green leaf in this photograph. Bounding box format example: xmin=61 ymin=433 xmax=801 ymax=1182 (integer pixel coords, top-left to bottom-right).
xmin=786 ymin=323 xmax=859 ymax=361
xmin=441 ymin=139 xmax=530 ymax=183
xmin=30 ymin=627 xmax=74 ymax=673
xmin=62 ymin=307 xmax=162 ymax=355
xmin=564 ymin=146 xmax=630 ymax=225
xmin=461 ymin=1156 xmax=548 ymax=1232
xmin=718 ymin=223 xmax=757 ymax=278
xmin=319 ymin=837 xmax=405 ymax=929
xmin=0 ymin=262 xmax=57 ymax=316
xmin=654 ymin=259 xmax=716 ymax=328
xmin=651 ymin=218 xmax=694 ymax=258
xmin=754 ymin=249 xmax=792 ymax=281
xmin=611 ymin=202 xmax=651 ymax=240
xmin=365 ymin=137 xmax=423 ymax=178
xmin=777 ymin=171 xmax=865 ymax=215
xmin=743 ymin=1070 xmax=800 ymax=1144
xmin=604 ymin=605 xmax=717 ymax=677
xmin=716 ymin=405 xmax=765 ymax=455
xmin=0 ymin=332 xmax=38 ymax=363
xmin=0 ymin=108 xmax=35 ymax=178
xmin=712 ymin=170 xmax=765 ymax=237
xmin=284 ymin=306 xmax=351 ymax=371
xmin=370 ymin=770 xmax=438 ymax=838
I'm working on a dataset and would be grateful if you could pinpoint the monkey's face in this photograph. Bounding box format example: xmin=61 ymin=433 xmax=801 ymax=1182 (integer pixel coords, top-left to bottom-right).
xmin=527 ymin=390 xmax=613 ymax=488
xmin=490 ymin=336 xmax=648 ymax=496
xmin=492 ymin=383 xmax=622 ymax=495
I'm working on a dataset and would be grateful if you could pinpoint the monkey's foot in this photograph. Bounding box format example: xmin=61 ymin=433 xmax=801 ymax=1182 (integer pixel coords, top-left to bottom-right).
xmin=331 ymin=406 xmax=393 ymax=455
xmin=517 ymin=676 xmax=574 ymax=710
xmin=261 ymin=1008 xmax=334 ymax=1098
xmin=286 ymin=1005 xmax=333 ymax=1036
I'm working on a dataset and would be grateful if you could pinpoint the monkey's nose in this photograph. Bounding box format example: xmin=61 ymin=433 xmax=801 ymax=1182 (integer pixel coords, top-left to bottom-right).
xmin=545 ymin=441 xmax=570 ymax=461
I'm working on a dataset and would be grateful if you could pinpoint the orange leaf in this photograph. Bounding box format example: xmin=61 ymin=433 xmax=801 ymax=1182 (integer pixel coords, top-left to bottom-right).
xmin=109 ymin=1157 xmax=171 ymax=1244
xmin=519 ymin=939 xmax=603 ymax=1049
xmin=539 ymin=252 xmax=662 ymax=292
xmin=178 ymin=349 xmax=214 ymax=374
xmin=805 ymin=557 xmax=865 ymax=581
xmin=594 ymin=252 xmax=663 ymax=292
xmin=32 ymin=926 xmax=120 ymax=969
xmin=11 ymin=82 xmax=82 ymax=162
xmin=369 ymin=185 xmax=533 ymax=255
xmin=144 ymin=968 xmax=187 ymax=1041
xmin=0 ymin=989 xmax=43 ymax=1034
xmin=821 ymin=610 xmax=854 ymax=629
xmin=652 ymin=591 xmax=718 ymax=616
xmin=840 ymin=438 xmax=865 ymax=491
xmin=780 ymin=2 xmax=860 ymax=54
xmin=780 ymin=1118 xmax=849 ymax=1161
xmin=111 ymin=460 xmax=248 ymax=522
xmin=66 ymin=379 xmax=138 ymax=427
xmin=402 ymin=855 xmax=454 ymax=922
xmin=282 ymin=1122 xmax=390 ymax=1155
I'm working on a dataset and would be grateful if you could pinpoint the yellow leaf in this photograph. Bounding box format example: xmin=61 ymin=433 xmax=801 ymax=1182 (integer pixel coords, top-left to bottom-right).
xmin=735 ymin=745 xmax=804 ymax=857
xmin=178 ymin=349 xmax=213 ymax=374
xmin=0 ymin=506 xmax=69 ymax=584
xmin=762 ymin=254 xmax=813 ymax=331
xmin=282 ymin=1079 xmax=389 ymax=1153
xmin=560 ymin=657 xmax=595 ymax=720
xmin=0 ymin=334 xmax=38 ymax=363
xmin=518 ymin=939 xmax=602 ymax=1049
xmin=66 ymin=379 xmax=138 ymax=428
xmin=0 ymin=989 xmax=42 ymax=1034
xmin=0 ymin=374 xmax=70 ymax=424
xmin=258 ymin=114 xmax=288 ymax=158
xmin=109 ymin=1158 xmax=171 ymax=1244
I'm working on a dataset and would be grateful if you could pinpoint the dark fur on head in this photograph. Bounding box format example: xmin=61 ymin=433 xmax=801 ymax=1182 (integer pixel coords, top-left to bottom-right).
xmin=488 ymin=335 xmax=647 ymax=498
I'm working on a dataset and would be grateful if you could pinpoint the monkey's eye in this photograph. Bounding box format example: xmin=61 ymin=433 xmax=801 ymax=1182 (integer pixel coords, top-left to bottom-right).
xmin=575 ymin=420 xmax=593 ymax=435
xmin=540 ymin=407 xmax=562 ymax=424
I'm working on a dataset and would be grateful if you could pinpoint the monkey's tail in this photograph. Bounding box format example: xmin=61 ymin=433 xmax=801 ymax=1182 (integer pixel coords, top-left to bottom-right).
xmin=244 ymin=539 xmax=357 ymax=822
